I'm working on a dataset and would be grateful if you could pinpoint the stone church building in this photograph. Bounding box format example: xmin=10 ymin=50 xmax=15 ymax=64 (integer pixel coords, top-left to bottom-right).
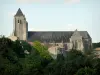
xmin=9 ymin=8 xmax=92 ymax=58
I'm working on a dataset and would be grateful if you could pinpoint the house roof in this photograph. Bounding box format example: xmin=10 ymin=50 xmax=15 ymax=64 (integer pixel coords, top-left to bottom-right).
xmin=27 ymin=31 xmax=91 ymax=43
xmin=15 ymin=8 xmax=24 ymax=16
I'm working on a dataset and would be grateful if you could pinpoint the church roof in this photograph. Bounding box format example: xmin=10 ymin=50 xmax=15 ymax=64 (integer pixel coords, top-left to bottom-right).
xmin=27 ymin=31 xmax=91 ymax=43
xmin=15 ymin=8 xmax=24 ymax=16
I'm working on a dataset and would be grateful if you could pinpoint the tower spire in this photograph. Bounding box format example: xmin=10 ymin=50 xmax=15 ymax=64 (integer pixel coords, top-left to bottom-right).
xmin=14 ymin=8 xmax=28 ymax=40
xmin=15 ymin=8 xmax=24 ymax=16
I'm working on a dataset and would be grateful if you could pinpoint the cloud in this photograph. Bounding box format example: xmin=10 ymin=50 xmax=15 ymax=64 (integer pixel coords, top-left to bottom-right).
xmin=64 ymin=0 xmax=80 ymax=4
xmin=67 ymin=24 xmax=76 ymax=30
xmin=8 ymin=12 xmax=16 ymax=16
xmin=66 ymin=24 xmax=82 ymax=31
xmin=16 ymin=0 xmax=80 ymax=4
xmin=16 ymin=0 xmax=56 ymax=4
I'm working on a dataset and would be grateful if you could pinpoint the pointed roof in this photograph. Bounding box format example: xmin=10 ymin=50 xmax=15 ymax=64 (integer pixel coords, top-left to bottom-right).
xmin=72 ymin=29 xmax=80 ymax=36
xmin=15 ymin=8 xmax=24 ymax=16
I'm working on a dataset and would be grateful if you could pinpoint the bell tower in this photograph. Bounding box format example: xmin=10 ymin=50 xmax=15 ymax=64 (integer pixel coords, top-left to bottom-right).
xmin=13 ymin=8 xmax=28 ymax=40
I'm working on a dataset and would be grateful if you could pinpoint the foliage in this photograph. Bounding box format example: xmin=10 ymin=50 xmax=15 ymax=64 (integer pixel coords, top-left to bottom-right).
xmin=92 ymin=42 xmax=100 ymax=49
xmin=44 ymin=49 xmax=96 ymax=75
xmin=19 ymin=55 xmax=43 ymax=75
xmin=1 ymin=37 xmax=100 ymax=75
xmin=75 ymin=67 xmax=95 ymax=75
xmin=12 ymin=40 xmax=25 ymax=58
xmin=92 ymin=58 xmax=100 ymax=75
xmin=33 ymin=41 xmax=53 ymax=64
xmin=0 ymin=36 xmax=13 ymax=56
xmin=20 ymin=40 xmax=32 ymax=52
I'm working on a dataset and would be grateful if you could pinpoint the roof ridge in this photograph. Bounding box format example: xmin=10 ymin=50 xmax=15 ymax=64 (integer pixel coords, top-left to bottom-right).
xmin=28 ymin=31 xmax=87 ymax=32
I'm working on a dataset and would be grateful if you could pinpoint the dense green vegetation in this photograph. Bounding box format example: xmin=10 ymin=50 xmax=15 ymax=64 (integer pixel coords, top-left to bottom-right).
xmin=0 ymin=36 xmax=100 ymax=75
xmin=92 ymin=42 xmax=100 ymax=49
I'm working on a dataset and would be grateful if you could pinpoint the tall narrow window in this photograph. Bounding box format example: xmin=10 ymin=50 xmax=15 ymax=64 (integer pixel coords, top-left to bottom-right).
xmin=18 ymin=20 xmax=19 ymax=23
xmin=20 ymin=20 xmax=21 ymax=24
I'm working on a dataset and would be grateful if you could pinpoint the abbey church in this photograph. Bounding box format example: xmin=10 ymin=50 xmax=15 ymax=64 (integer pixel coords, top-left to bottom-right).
xmin=9 ymin=8 xmax=92 ymax=57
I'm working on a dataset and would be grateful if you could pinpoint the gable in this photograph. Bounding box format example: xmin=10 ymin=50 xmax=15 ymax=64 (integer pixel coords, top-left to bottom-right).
xmin=72 ymin=30 xmax=81 ymax=37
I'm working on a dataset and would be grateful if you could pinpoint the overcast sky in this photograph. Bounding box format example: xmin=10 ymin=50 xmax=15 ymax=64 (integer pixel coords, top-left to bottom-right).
xmin=0 ymin=0 xmax=100 ymax=43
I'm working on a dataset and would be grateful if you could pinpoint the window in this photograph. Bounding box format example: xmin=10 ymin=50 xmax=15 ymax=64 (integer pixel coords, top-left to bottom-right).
xmin=20 ymin=20 xmax=21 ymax=24
xmin=18 ymin=20 xmax=22 ymax=24
xmin=18 ymin=20 xmax=19 ymax=23
xmin=56 ymin=44 xmax=58 ymax=46
xmin=24 ymin=18 xmax=25 ymax=20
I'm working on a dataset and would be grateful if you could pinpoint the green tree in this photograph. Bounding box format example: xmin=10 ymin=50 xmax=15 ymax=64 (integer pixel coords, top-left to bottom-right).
xmin=75 ymin=67 xmax=95 ymax=75
xmin=33 ymin=41 xmax=53 ymax=65
xmin=0 ymin=37 xmax=22 ymax=75
xmin=20 ymin=40 xmax=32 ymax=52
xmin=12 ymin=40 xmax=25 ymax=58
xmin=92 ymin=42 xmax=100 ymax=49
xmin=19 ymin=46 xmax=45 ymax=75
xmin=92 ymin=58 xmax=100 ymax=75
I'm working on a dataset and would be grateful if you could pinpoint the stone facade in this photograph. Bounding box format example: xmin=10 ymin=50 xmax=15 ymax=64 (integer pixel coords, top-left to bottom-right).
xmin=10 ymin=8 xmax=92 ymax=59
xmin=70 ymin=29 xmax=84 ymax=51
xmin=13 ymin=8 xmax=28 ymax=41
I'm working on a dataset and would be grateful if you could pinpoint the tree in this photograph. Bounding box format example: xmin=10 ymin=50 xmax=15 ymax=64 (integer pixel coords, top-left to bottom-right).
xmin=19 ymin=54 xmax=43 ymax=75
xmin=0 ymin=36 xmax=13 ymax=56
xmin=75 ymin=67 xmax=95 ymax=75
xmin=0 ymin=37 xmax=22 ymax=75
xmin=12 ymin=40 xmax=25 ymax=58
xmin=92 ymin=42 xmax=100 ymax=49
xmin=92 ymin=58 xmax=100 ymax=75
xmin=20 ymin=40 xmax=32 ymax=52
xmin=33 ymin=41 xmax=53 ymax=65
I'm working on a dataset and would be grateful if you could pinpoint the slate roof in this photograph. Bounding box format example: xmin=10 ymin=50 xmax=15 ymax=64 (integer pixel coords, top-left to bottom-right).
xmin=15 ymin=8 xmax=24 ymax=16
xmin=27 ymin=31 xmax=91 ymax=43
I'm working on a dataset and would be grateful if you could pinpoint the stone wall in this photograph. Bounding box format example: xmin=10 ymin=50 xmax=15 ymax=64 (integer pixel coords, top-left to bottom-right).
xmin=47 ymin=42 xmax=72 ymax=56
xmin=8 ymin=35 xmax=17 ymax=41
xmin=70 ymin=30 xmax=84 ymax=51
xmin=94 ymin=50 xmax=100 ymax=58
xmin=14 ymin=15 xmax=28 ymax=40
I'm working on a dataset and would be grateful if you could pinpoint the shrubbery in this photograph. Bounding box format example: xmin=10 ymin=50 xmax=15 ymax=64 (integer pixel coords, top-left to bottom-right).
xmin=0 ymin=36 xmax=100 ymax=75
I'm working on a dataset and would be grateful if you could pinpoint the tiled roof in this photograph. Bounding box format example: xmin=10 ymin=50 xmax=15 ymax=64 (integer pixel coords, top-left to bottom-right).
xmin=27 ymin=31 xmax=91 ymax=43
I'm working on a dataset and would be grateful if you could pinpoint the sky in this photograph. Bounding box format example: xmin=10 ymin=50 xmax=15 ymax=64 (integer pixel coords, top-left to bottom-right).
xmin=0 ymin=0 xmax=100 ymax=43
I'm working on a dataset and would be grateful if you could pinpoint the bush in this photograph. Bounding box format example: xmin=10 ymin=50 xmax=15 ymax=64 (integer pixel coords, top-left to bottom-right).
xmin=75 ymin=67 xmax=95 ymax=75
xmin=1 ymin=37 xmax=100 ymax=75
